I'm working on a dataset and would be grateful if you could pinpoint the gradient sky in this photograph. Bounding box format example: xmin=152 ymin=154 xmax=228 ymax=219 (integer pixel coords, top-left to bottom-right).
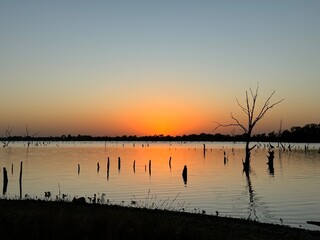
xmin=1 ymin=1 xmax=319 ymax=137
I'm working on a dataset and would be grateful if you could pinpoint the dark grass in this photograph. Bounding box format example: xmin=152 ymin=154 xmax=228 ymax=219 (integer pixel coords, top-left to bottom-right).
xmin=0 ymin=199 xmax=319 ymax=240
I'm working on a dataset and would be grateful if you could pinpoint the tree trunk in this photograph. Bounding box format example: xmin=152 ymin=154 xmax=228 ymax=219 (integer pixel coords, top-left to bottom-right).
xmin=243 ymin=131 xmax=252 ymax=171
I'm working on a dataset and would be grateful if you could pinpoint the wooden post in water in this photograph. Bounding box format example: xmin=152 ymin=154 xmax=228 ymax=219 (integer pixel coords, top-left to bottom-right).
xmin=149 ymin=160 xmax=151 ymax=176
xmin=267 ymin=150 xmax=275 ymax=175
xmin=107 ymin=157 xmax=110 ymax=180
xmin=169 ymin=156 xmax=172 ymax=169
xmin=19 ymin=161 xmax=23 ymax=199
xmin=78 ymin=164 xmax=80 ymax=175
xmin=3 ymin=167 xmax=8 ymax=195
xmin=203 ymin=144 xmax=206 ymax=157
xmin=182 ymin=165 xmax=187 ymax=185
xmin=133 ymin=160 xmax=136 ymax=173
xmin=11 ymin=163 xmax=13 ymax=175
xmin=118 ymin=157 xmax=121 ymax=171
xmin=97 ymin=162 xmax=100 ymax=172
xmin=224 ymin=151 xmax=228 ymax=165
xmin=107 ymin=157 xmax=110 ymax=170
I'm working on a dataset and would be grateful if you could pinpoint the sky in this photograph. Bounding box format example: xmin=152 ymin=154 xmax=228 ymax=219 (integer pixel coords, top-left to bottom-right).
xmin=1 ymin=1 xmax=319 ymax=137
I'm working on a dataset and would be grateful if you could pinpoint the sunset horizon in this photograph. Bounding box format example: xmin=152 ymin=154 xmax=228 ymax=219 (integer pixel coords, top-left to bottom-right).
xmin=1 ymin=1 xmax=319 ymax=138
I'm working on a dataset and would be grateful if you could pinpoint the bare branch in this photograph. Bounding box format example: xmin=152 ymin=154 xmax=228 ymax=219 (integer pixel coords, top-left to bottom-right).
xmin=2 ymin=126 xmax=13 ymax=147
xmin=249 ymin=144 xmax=257 ymax=151
xmin=25 ymin=125 xmax=29 ymax=137
xmin=245 ymin=91 xmax=251 ymax=122
xmin=213 ymin=121 xmax=240 ymax=132
xmin=213 ymin=113 xmax=248 ymax=134
xmin=236 ymin=98 xmax=249 ymax=115
xmin=249 ymin=86 xmax=259 ymax=126
xmin=230 ymin=113 xmax=248 ymax=133
xmin=252 ymin=92 xmax=284 ymax=127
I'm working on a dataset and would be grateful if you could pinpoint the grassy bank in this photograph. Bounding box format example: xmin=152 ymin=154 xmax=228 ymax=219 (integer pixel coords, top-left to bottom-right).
xmin=0 ymin=199 xmax=319 ymax=240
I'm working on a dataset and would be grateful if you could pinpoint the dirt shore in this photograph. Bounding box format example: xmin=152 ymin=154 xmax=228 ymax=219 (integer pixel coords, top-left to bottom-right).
xmin=0 ymin=199 xmax=319 ymax=240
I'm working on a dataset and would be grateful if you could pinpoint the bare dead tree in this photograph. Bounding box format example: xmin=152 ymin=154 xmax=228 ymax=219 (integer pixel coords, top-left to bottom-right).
xmin=2 ymin=126 xmax=13 ymax=147
xmin=25 ymin=125 xmax=37 ymax=147
xmin=214 ymin=85 xmax=284 ymax=171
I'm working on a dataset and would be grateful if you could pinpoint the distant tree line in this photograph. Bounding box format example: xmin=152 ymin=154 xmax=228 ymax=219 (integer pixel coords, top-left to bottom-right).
xmin=265 ymin=123 xmax=320 ymax=143
xmin=1 ymin=123 xmax=319 ymax=143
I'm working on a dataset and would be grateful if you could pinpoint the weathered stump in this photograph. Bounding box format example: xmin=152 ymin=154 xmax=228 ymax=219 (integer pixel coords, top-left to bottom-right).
xmin=133 ymin=160 xmax=136 ymax=172
xmin=182 ymin=165 xmax=187 ymax=185
xmin=3 ymin=167 xmax=8 ymax=195
xmin=107 ymin=157 xmax=110 ymax=170
xmin=267 ymin=150 xmax=275 ymax=175
xmin=223 ymin=151 xmax=228 ymax=165
xmin=19 ymin=161 xmax=23 ymax=198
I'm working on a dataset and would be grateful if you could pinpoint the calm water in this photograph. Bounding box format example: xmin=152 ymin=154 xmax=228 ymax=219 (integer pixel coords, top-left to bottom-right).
xmin=1 ymin=141 xmax=320 ymax=231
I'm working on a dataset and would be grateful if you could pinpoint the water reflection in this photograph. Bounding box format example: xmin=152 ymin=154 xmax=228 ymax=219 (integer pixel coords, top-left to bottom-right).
xmin=243 ymin=167 xmax=259 ymax=221
xmin=1 ymin=142 xmax=320 ymax=230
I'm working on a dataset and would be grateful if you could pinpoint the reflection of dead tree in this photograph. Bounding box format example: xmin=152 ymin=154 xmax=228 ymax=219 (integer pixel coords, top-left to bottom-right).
xmin=25 ymin=125 xmax=37 ymax=147
xmin=2 ymin=126 xmax=13 ymax=148
xmin=277 ymin=119 xmax=282 ymax=148
xmin=244 ymin=170 xmax=258 ymax=221
xmin=214 ymin=85 xmax=283 ymax=171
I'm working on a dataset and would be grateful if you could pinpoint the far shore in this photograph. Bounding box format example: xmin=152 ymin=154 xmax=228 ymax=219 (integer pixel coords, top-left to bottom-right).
xmin=0 ymin=199 xmax=319 ymax=240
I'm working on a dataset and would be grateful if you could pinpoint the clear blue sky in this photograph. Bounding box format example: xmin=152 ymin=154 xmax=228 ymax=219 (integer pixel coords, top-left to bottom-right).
xmin=1 ymin=1 xmax=319 ymax=136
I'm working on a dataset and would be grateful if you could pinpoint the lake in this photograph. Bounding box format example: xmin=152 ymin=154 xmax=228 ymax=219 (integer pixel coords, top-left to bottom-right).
xmin=1 ymin=141 xmax=319 ymax=231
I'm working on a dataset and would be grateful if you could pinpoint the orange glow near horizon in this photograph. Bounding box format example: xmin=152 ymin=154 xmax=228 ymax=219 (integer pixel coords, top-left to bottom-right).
xmin=106 ymin=99 xmax=213 ymax=136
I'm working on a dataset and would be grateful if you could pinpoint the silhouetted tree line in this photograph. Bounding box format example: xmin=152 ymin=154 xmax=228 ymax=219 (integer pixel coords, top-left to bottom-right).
xmin=251 ymin=123 xmax=320 ymax=143
xmin=1 ymin=123 xmax=319 ymax=143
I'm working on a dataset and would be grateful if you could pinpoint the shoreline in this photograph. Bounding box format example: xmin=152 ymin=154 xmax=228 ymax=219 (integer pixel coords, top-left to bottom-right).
xmin=0 ymin=199 xmax=319 ymax=240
